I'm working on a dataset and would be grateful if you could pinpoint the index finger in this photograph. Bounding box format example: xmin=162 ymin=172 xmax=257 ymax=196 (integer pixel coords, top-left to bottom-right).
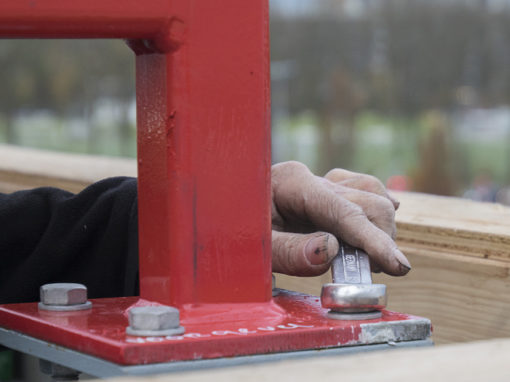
xmin=273 ymin=174 xmax=410 ymax=276
xmin=325 ymin=169 xmax=400 ymax=210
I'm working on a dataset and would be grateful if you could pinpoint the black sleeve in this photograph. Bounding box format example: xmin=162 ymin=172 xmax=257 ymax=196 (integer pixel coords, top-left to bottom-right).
xmin=0 ymin=177 xmax=139 ymax=304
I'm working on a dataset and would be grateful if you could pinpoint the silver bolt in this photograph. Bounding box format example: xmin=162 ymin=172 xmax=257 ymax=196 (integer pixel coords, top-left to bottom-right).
xmin=321 ymin=243 xmax=386 ymax=320
xmin=126 ymin=306 xmax=185 ymax=337
xmin=39 ymin=283 xmax=92 ymax=311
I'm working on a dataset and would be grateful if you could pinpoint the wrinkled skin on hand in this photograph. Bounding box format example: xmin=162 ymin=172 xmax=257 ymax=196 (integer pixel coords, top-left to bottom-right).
xmin=271 ymin=161 xmax=411 ymax=277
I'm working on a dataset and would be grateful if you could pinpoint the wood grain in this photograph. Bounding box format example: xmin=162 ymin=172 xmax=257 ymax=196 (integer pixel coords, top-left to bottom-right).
xmin=2 ymin=145 xmax=509 ymax=345
xmin=276 ymin=192 xmax=510 ymax=344
xmin=0 ymin=144 xmax=136 ymax=193
xmin=394 ymin=191 xmax=510 ymax=262
xmin=106 ymin=338 xmax=510 ymax=382
xmin=276 ymin=250 xmax=510 ymax=344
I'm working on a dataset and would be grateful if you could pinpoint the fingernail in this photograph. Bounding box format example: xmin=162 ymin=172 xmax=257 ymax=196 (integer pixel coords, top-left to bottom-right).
xmin=394 ymin=249 xmax=411 ymax=275
xmin=305 ymin=234 xmax=332 ymax=265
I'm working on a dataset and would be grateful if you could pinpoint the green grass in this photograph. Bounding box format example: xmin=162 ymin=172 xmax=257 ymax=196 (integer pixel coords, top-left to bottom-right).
xmin=352 ymin=112 xmax=420 ymax=183
xmin=0 ymin=115 xmax=136 ymax=158
xmin=456 ymin=141 xmax=510 ymax=185
xmin=2 ymin=110 xmax=509 ymax=193
xmin=273 ymin=110 xmax=510 ymax=194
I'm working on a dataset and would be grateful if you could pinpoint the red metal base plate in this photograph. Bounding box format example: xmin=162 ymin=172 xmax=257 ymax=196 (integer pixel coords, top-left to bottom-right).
xmin=0 ymin=290 xmax=430 ymax=365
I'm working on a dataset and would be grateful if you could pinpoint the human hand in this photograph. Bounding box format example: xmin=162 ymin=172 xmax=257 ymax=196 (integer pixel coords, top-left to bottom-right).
xmin=271 ymin=161 xmax=411 ymax=277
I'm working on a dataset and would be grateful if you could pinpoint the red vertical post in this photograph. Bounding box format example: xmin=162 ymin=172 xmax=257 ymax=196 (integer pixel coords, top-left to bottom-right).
xmin=135 ymin=1 xmax=272 ymax=306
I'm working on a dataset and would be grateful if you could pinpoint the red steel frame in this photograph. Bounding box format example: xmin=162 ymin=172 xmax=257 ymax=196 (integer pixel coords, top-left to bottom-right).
xmin=0 ymin=0 xmax=272 ymax=306
xmin=0 ymin=1 xmax=429 ymax=366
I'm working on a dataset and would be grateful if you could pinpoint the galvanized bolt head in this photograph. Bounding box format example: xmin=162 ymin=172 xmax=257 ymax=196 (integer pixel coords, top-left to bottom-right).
xmin=40 ymin=283 xmax=88 ymax=306
xmin=128 ymin=306 xmax=180 ymax=331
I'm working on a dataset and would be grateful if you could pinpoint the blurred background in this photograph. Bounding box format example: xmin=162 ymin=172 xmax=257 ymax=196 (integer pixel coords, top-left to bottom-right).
xmin=1 ymin=0 xmax=510 ymax=204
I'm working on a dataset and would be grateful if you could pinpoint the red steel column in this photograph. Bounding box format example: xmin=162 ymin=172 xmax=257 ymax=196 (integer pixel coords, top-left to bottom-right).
xmin=0 ymin=0 xmax=272 ymax=307
xmin=135 ymin=1 xmax=272 ymax=306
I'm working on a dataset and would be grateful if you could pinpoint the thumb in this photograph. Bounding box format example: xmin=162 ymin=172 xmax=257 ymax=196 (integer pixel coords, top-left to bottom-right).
xmin=272 ymin=231 xmax=339 ymax=276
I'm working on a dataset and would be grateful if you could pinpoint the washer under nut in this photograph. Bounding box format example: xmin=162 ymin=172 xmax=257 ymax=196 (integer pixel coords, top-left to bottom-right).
xmin=39 ymin=283 xmax=92 ymax=312
xmin=320 ymin=243 xmax=387 ymax=320
xmin=126 ymin=306 xmax=185 ymax=337
xmin=321 ymin=283 xmax=387 ymax=313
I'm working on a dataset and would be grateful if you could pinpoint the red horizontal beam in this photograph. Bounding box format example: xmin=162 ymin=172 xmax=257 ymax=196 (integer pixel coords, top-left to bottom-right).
xmin=0 ymin=0 xmax=173 ymax=39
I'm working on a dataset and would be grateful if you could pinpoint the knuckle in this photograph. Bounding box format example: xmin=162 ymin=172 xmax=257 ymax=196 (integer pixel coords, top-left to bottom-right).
xmin=278 ymin=161 xmax=310 ymax=175
xmin=377 ymin=195 xmax=395 ymax=213
xmin=358 ymin=174 xmax=386 ymax=192
xmin=363 ymin=195 xmax=395 ymax=234
xmin=360 ymin=192 xmax=393 ymax=214
xmin=282 ymin=235 xmax=300 ymax=260
xmin=339 ymin=202 xmax=366 ymax=222
xmin=374 ymin=196 xmax=395 ymax=222
xmin=324 ymin=168 xmax=345 ymax=180
xmin=272 ymin=162 xmax=312 ymax=194
xmin=272 ymin=234 xmax=285 ymax=259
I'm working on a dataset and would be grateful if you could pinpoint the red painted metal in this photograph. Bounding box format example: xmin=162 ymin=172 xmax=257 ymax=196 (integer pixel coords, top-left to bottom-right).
xmin=0 ymin=0 xmax=272 ymax=306
xmin=134 ymin=0 xmax=272 ymax=306
xmin=0 ymin=0 xmax=423 ymax=367
xmin=0 ymin=1 xmax=172 ymax=40
xmin=0 ymin=293 xmax=420 ymax=365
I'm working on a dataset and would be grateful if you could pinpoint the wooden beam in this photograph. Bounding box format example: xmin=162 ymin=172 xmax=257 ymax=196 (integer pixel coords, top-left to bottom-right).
xmin=381 ymin=192 xmax=510 ymax=343
xmin=2 ymin=146 xmax=509 ymax=343
xmin=105 ymin=338 xmax=510 ymax=381
xmin=394 ymin=192 xmax=510 ymax=262
xmin=0 ymin=144 xmax=136 ymax=193
xmin=373 ymin=248 xmax=510 ymax=344
xmin=276 ymin=192 xmax=510 ymax=344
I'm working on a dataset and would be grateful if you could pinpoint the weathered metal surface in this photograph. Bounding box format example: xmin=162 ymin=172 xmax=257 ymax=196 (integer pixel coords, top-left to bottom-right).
xmin=0 ymin=1 xmax=175 ymax=43
xmin=38 ymin=283 xmax=92 ymax=312
xmin=126 ymin=306 xmax=185 ymax=337
xmin=40 ymin=284 xmax=88 ymax=306
xmin=332 ymin=243 xmax=373 ymax=284
xmin=321 ymin=244 xmax=387 ymax=315
xmin=0 ymin=291 xmax=431 ymax=366
xmin=321 ymin=284 xmax=387 ymax=313
xmin=0 ymin=0 xmax=271 ymax=308
xmin=0 ymin=1 xmax=431 ymax=369
xmin=134 ymin=0 xmax=272 ymax=306
xmin=0 ymin=326 xmax=433 ymax=378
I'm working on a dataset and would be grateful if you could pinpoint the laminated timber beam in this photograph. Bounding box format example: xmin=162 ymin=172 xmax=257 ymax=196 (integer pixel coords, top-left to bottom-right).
xmin=103 ymin=338 xmax=510 ymax=382
xmin=276 ymin=192 xmax=510 ymax=344
xmin=1 ymin=145 xmax=509 ymax=344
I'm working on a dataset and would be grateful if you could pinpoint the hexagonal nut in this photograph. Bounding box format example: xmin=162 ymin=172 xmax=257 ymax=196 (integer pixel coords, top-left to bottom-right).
xmin=40 ymin=283 xmax=88 ymax=306
xmin=128 ymin=306 xmax=180 ymax=331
